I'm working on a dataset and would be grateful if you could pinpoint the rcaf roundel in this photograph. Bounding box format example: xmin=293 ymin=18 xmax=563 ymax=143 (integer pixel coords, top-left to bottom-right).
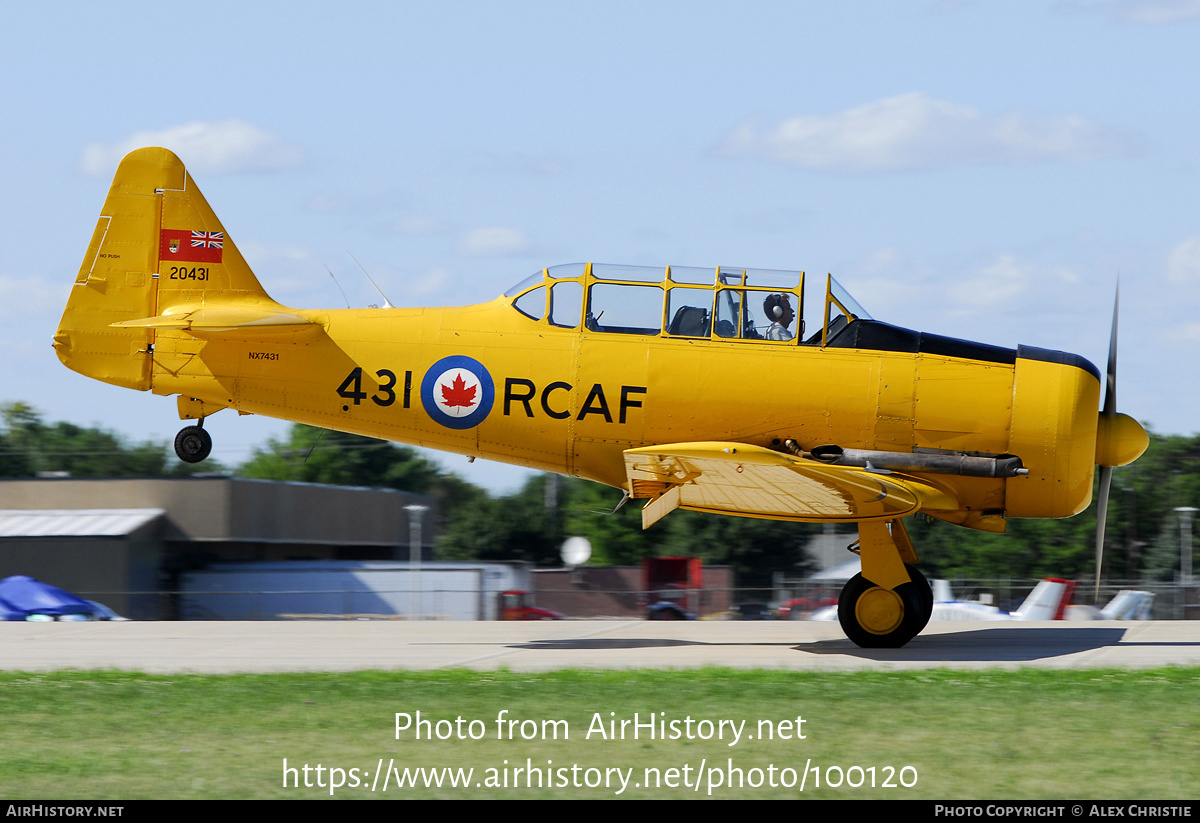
xmin=420 ymin=355 xmax=495 ymax=429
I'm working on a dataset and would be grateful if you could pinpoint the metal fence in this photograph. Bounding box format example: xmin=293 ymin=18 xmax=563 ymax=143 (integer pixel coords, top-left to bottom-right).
xmin=769 ymin=578 xmax=1199 ymax=621
xmin=56 ymin=579 xmax=1200 ymax=620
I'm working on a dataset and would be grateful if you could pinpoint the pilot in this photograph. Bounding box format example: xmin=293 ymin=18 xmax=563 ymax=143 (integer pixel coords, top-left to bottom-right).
xmin=763 ymin=293 xmax=795 ymax=341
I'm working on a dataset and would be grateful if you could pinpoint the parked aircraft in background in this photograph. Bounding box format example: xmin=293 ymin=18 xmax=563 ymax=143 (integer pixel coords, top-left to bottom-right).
xmin=55 ymin=148 xmax=1149 ymax=647
xmin=809 ymin=578 xmax=1154 ymax=622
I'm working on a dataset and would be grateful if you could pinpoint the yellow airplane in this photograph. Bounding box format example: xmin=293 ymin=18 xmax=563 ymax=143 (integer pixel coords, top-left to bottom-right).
xmin=55 ymin=147 xmax=1149 ymax=647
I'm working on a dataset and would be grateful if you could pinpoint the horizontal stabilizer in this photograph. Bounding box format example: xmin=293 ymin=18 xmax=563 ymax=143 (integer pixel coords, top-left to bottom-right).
xmin=112 ymin=306 xmax=318 ymax=333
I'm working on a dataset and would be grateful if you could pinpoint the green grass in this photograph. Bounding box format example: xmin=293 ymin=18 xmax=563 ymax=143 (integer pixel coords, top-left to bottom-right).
xmin=0 ymin=668 xmax=1197 ymax=799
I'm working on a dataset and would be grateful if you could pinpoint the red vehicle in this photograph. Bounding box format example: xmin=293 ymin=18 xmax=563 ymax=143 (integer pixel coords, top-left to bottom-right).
xmin=499 ymin=590 xmax=562 ymax=621
xmin=777 ymin=587 xmax=841 ymax=619
xmin=643 ymin=557 xmax=702 ymax=619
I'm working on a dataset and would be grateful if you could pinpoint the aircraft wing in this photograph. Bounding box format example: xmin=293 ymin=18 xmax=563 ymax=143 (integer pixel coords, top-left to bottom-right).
xmin=623 ymin=442 xmax=959 ymax=529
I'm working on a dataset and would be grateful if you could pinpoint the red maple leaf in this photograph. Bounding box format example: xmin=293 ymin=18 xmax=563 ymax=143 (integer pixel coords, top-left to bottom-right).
xmin=441 ymin=373 xmax=477 ymax=408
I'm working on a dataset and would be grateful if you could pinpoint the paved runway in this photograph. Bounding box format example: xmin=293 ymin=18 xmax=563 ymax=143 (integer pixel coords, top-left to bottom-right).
xmin=2 ymin=619 xmax=1198 ymax=673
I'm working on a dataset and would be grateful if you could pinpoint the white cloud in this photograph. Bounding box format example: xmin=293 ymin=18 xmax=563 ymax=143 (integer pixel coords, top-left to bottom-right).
xmin=839 ymin=250 xmax=1086 ymax=321
xmin=0 ymin=274 xmax=65 ymax=319
xmin=80 ymin=120 xmax=303 ymax=177
xmin=1057 ymin=0 xmax=1200 ymax=23
xmin=231 ymin=241 xmax=321 ymax=302
xmin=1121 ymin=0 xmax=1200 ymax=21
xmin=732 ymin=207 xmax=811 ymax=234
xmin=950 ymin=255 xmax=1031 ymax=306
xmin=305 ymin=195 xmax=341 ymax=213
xmin=943 ymin=255 xmax=1080 ymax=312
xmin=1165 ymin=321 xmax=1200 ymax=343
xmin=457 ymin=227 xmax=532 ymax=257
xmin=392 ymin=216 xmax=449 ymax=236
xmin=840 ymin=248 xmax=921 ymax=312
xmin=1166 ymin=323 xmax=1200 ymax=345
xmin=719 ymin=92 xmax=1135 ymax=172
xmin=927 ymin=0 xmax=972 ymax=13
xmin=1167 ymin=236 xmax=1200 ymax=282
xmin=856 ymin=246 xmax=907 ymax=275
xmin=236 ymin=240 xmax=313 ymax=266
xmin=477 ymin=152 xmax=567 ymax=176
xmin=406 ymin=267 xmax=453 ymax=297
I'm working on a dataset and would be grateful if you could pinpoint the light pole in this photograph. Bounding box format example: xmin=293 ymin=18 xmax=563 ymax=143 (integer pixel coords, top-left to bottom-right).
xmin=405 ymin=504 xmax=428 ymax=619
xmin=1176 ymin=507 xmax=1197 ymax=585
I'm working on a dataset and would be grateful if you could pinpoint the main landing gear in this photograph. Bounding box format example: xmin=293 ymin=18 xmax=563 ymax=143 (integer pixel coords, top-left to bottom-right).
xmin=836 ymin=519 xmax=934 ymax=648
xmin=174 ymin=421 xmax=212 ymax=463
xmin=838 ymin=564 xmax=932 ymax=648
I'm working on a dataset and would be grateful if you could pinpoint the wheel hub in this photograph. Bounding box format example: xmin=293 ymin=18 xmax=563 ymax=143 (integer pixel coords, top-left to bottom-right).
xmin=855 ymin=586 xmax=904 ymax=635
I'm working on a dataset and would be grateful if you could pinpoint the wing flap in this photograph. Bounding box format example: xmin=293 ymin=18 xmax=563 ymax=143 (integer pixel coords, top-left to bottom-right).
xmin=624 ymin=442 xmax=958 ymax=527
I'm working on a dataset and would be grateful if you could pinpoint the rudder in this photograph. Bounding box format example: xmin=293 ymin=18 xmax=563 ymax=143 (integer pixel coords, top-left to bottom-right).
xmin=54 ymin=147 xmax=285 ymax=391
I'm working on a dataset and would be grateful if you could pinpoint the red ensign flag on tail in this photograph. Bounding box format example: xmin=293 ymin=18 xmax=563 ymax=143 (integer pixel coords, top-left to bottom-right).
xmin=160 ymin=229 xmax=224 ymax=263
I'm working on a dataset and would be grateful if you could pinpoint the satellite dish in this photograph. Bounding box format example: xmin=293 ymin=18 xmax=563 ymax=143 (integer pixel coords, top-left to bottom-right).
xmin=560 ymin=536 xmax=591 ymax=567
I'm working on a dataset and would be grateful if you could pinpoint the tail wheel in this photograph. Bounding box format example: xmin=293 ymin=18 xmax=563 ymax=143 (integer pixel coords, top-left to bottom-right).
xmin=838 ymin=572 xmax=925 ymax=648
xmin=174 ymin=425 xmax=212 ymax=463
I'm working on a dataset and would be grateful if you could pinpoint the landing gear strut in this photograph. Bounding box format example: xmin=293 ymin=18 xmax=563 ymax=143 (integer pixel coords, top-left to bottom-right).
xmin=174 ymin=422 xmax=212 ymax=463
xmin=837 ymin=519 xmax=934 ymax=648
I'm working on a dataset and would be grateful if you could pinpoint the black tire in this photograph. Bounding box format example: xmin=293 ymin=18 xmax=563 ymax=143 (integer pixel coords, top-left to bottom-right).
xmin=174 ymin=425 xmax=212 ymax=463
xmin=906 ymin=564 xmax=934 ymax=633
xmin=837 ymin=572 xmax=924 ymax=649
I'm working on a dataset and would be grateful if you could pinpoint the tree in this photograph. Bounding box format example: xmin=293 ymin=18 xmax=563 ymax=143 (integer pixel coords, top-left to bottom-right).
xmin=238 ymin=423 xmax=487 ymax=532
xmin=0 ymin=402 xmax=214 ymax=478
xmin=439 ymin=474 xmax=566 ymax=565
xmin=656 ymin=510 xmax=819 ymax=589
xmin=439 ymin=472 xmax=819 ymax=586
xmin=239 ymin=425 xmax=440 ymax=489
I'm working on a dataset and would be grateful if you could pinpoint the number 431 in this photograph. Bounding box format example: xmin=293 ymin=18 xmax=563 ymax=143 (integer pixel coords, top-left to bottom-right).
xmin=336 ymin=367 xmax=397 ymax=406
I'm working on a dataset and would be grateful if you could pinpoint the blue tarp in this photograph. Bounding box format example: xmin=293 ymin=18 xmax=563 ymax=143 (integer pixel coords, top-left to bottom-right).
xmin=0 ymin=575 xmax=97 ymax=621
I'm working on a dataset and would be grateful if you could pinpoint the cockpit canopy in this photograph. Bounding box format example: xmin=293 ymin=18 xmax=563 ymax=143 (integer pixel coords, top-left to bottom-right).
xmin=504 ymin=263 xmax=871 ymax=347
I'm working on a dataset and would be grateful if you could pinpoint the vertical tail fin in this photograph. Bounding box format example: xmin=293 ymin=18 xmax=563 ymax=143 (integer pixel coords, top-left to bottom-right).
xmin=54 ymin=147 xmax=292 ymax=390
xmin=1012 ymin=578 xmax=1075 ymax=620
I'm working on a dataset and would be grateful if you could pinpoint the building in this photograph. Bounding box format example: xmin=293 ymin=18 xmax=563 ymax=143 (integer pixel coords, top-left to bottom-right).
xmin=0 ymin=477 xmax=435 ymax=619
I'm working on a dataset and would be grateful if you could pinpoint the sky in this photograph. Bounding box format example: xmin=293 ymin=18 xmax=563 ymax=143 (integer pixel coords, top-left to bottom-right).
xmin=2 ymin=0 xmax=1199 ymax=494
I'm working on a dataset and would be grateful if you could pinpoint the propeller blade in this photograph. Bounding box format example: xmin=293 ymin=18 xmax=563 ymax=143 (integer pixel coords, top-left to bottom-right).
xmin=1103 ymin=282 xmax=1119 ymax=415
xmin=1095 ymin=280 xmax=1120 ymax=602
xmin=1095 ymin=464 xmax=1112 ymax=602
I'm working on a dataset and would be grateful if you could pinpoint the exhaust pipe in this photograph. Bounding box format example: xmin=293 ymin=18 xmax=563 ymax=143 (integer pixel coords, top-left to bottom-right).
xmin=799 ymin=443 xmax=1028 ymax=478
